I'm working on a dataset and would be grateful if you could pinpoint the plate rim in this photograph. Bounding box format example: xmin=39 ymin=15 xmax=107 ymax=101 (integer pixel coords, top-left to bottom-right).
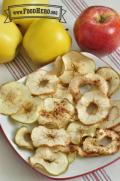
xmin=0 ymin=52 xmax=120 ymax=180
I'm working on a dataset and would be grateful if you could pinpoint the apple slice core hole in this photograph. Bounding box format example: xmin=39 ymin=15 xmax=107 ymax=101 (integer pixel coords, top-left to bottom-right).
xmin=87 ymin=102 xmax=98 ymax=115
xmin=98 ymin=136 xmax=112 ymax=147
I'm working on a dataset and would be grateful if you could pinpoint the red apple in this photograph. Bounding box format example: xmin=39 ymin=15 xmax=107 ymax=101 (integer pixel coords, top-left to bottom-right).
xmin=74 ymin=6 xmax=120 ymax=56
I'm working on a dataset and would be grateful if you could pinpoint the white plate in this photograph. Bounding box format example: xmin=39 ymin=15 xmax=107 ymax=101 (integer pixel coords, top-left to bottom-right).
xmin=0 ymin=52 xmax=120 ymax=180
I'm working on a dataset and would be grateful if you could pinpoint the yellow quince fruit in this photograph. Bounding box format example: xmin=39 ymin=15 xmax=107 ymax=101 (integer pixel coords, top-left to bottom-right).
xmin=0 ymin=15 xmax=22 ymax=64
xmin=23 ymin=19 xmax=72 ymax=64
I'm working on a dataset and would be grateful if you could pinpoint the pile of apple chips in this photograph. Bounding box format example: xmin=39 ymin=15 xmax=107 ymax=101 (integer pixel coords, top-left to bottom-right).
xmin=0 ymin=51 xmax=120 ymax=176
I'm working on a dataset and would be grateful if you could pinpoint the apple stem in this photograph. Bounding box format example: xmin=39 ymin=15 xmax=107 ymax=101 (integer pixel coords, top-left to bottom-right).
xmin=96 ymin=15 xmax=107 ymax=23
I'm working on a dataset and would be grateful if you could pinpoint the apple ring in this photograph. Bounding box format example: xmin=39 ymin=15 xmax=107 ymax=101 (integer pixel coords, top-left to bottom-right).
xmin=29 ymin=146 xmax=69 ymax=176
xmin=76 ymin=90 xmax=110 ymax=125
xmin=0 ymin=82 xmax=31 ymax=115
xmin=54 ymin=51 xmax=96 ymax=84
xmin=97 ymin=67 xmax=120 ymax=96
xmin=31 ymin=126 xmax=70 ymax=147
xmin=67 ymin=121 xmax=97 ymax=144
xmin=38 ymin=98 xmax=75 ymax=128
xmin=26 ymin=69 xmax=59 ymax=96
xmin=15 ymin=127 xmax=34 ymax=150
xmin=69 ymin=73 xmax=109 ymax=102
xmin=83 ymin=129 xmax=120 ymax=155
xmin=100 ymin=100 xmax=120 ymax=129
xmin=62 ymin=51 xmax=96 ymax=74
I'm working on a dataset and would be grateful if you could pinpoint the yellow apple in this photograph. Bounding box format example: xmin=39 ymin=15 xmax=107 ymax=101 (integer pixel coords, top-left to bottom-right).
xmin=2 ymin=0 xmax=48 ymax=32
xmin=0 ymin=15 xmax=22 ymax=64
xmin=23 ymin=19 xmax=72 ymax=64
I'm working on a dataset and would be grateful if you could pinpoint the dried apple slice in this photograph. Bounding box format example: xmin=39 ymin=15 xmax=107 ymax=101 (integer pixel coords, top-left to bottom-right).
xmin=101 ymin=100 xmax=120 ymax=129
xmin=69 ymin=73 xmax=109 ymax=102
xmin=108 ymin=106 xmax=119 ymax=123
xmin=38 ymin=98 xmax=75 ymax=129
xmin=97 ymin=67 xmax=120 ymax=96
xmin=101 ymin=117 xmax=120 ymax=129
xmin=101 ymin=117 xmax=120 ymax=130
xmin=54 ymin=84 xmax=73 ymax=103
xmin=59 ymin=70 xmax=74 ymax=85
xmin=76 ymin=90 xmax=110 ymax=125
xmin=54 ymin=56 xmax=63 ymax=76
xmin=26 ymin=69 xmax=59 ymax=96
xmin=29 ymin=147 xmax=69 ymax=176
xmin=62 ymin=51 xmax=96 ymax=75
xmin=67 ymin=122 xmax=82 ymax=145
xmin=15 ymin=127 xmax=34 ymax=150
xmin=11 ymin=97 xmax=42 ymax=124
xmin=0 ymin=82 xmax=31 ymax=115
xmin=67 ymin=121 xmax=97 ymax=144
xmin=113 ymin=125 xmax=120 ymax=133
xmin=54 ymin=51 xmax=96 ymax=84
xmin=31 ymin=126 xmax=70 ymax=147
xmin=83 ymin=129 xmax=120 ymax=155
xmin=75 ymin=146 xmax=100 ymax=157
